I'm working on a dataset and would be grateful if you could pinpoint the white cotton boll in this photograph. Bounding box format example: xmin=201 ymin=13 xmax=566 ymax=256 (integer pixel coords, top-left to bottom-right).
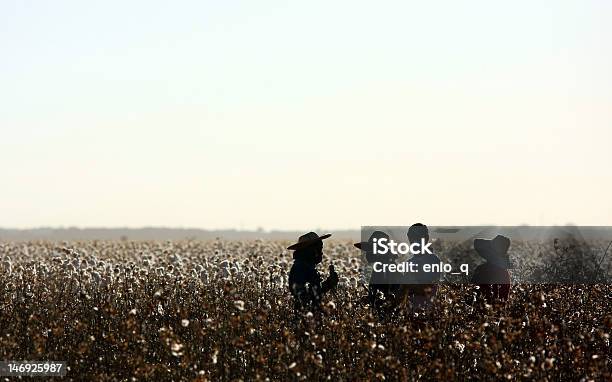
xmin=270 ymin=274 xmax=284 ymax=289
xmin=181 ymin=319 xmax=190 ymax=327
xmin=171 ymin=342 xmax=183 ymax=357
xmin=201 ymin=271 xmax=209 ymax=283
xmin=359 ymin=272 xmax=369 ymax=285
xmin=91 ymin=271 xmax=101 ymax=284
xmin=219 ymin=267 xmax=231 ymax=278
xmin=1 ymin=260 xmax=12 ymax=275
xmin=454 ymin=341 xmax=465 ymax=353
xmin=234 ymin=300 xmax=245 ymax=311
xmin=64 ymin=263 xmax=76 ymax=273
xmin=338 ymin=276 xmax=349 ymax=288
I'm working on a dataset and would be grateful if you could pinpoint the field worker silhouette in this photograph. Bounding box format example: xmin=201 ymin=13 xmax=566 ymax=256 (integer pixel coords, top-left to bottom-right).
xmin=398 ymin=223 xmax=441 ymax=310
xmin=471 ymin=235 xmax=512 ymax=304
xmin=354 ymin=231 xmax=400 ymax=314
xmin=287 ymin=232 xmax=339 ymax=310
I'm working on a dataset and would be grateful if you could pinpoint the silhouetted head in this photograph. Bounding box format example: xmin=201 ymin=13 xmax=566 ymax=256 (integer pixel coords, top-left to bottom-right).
xmin=408 ymin=223 xmax=429 ymax=244
xmin=354 ymin=230 xmax=390 ymax=252
xmin=293 ymin=241 xmax=323 ymax=264
xmin=287 ymin=232 xmax=330 ymax=265
xmin=474 ymin=234 xmax=512 ymax=269
xmin=354 ymin=230 xmax=396 ymax=263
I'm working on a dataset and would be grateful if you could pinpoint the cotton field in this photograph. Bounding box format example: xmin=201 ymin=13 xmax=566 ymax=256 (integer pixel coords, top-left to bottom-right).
xmin=0 ymin=240 xmax=609 ymax=381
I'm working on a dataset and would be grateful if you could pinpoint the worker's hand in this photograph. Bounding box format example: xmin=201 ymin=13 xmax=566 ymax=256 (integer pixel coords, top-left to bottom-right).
xmin=327 ymin=264 xmax=339 ymax=288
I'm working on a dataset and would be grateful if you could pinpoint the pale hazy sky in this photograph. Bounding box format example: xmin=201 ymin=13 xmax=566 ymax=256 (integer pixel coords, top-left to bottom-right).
xmin=1 ymin=1 xmax=611 ymax=230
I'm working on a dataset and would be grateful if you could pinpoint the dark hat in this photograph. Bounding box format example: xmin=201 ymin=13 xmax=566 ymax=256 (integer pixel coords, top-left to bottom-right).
xmin=474 ymin=234 xmax=513 ymax=269
xmin=354 ymin=231 xmax=390 ymax=250
xmin=287 ymin=232 xmax=331 ymax=250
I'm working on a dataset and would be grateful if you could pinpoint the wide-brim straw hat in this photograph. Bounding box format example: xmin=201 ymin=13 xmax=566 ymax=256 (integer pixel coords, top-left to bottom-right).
xmin=287 ymin=232 xmax=331 ymax=250
xmin=474 ymin=234 xmax=513 ymax=269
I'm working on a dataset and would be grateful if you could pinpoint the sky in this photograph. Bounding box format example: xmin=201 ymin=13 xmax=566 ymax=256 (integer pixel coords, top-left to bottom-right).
xmin=1 ymin=0 xmax=611 ymax=230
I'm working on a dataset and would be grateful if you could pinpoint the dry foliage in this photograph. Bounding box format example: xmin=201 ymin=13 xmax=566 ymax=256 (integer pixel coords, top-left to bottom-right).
xmin=0 ymin=240 xmax=609 ymax=381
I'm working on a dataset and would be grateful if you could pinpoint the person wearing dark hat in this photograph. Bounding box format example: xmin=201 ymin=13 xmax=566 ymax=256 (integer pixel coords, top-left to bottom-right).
xmin=287 ymin=232 xmax=338 ymax=310
xmin=471 ymin=235 xmax=512 ymax=304
xmin=355 ymin=230 xmax=400 ymax=314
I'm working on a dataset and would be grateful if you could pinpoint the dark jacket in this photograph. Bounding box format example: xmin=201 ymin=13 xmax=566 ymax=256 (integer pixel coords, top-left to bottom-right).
xmin=288 ymin=259 xmax=335 ymax=310
xmin=367 ymin=258 xmax=400 ymax=314
xmin=397 ymin=252 xmax=441 ymax=310
xmin=471 ymin=262 xmax=511 ymax=303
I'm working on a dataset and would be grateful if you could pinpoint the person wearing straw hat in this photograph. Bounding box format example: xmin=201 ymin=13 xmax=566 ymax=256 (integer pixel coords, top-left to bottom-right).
xmin=471 ymin=234 xmax=512 ymax=304
xmin=354 ymin=230 xmax=400 ymax=315
xmin=287 ymin=232 xmax=338 ymax=310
